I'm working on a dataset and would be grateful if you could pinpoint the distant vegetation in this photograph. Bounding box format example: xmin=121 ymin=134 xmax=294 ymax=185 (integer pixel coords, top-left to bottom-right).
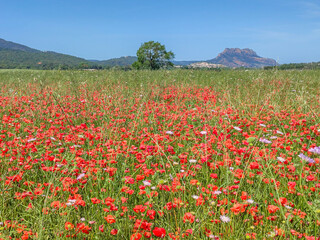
xmin=89 ymin=56 xmax=137 ymax=67
xmin=264 ymin=62 xmax=320 ymax=70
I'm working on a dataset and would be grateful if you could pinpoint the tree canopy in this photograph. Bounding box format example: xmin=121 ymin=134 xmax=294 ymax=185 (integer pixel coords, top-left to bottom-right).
xmin=132 ymin=41 xmax=175 ymax=70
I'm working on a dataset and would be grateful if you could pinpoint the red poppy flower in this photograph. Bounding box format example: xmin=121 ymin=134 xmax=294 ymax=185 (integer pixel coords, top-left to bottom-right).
xmin=110 ymin=229 xmax=118 ymax=235
xmin=153 ymin=227 xmax=166 ymax=238
xmin=268 ymin=205 xmax=280 ymax=214
xmin=130 ymin=233 xmax=142 ymax=240
xmin=183 ymin=212 xmax=195 ymax=223
xmin=230 ymin=203 xmax=246 ymax=215
xmin=65 ymin=222 xmax=74 ymax=230
xmin=104 ymin=215 xmax=116 ymax=224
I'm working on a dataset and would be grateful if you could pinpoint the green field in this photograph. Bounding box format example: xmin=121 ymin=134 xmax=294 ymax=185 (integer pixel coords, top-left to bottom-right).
xmin=0 ymin=69 xmax=319 ymax=239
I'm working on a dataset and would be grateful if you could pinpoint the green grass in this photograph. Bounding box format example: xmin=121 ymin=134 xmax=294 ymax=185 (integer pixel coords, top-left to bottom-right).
xmin=0 ymin=69 xmax=319 ymax=240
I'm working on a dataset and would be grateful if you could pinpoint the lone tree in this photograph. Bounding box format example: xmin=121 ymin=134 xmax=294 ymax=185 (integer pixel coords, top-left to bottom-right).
xmin=132 ymin=41 xmax=175 ymax=70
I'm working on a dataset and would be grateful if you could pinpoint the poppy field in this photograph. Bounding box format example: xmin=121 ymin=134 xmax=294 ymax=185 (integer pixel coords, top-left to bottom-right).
xmin=0 ymin=69 xmax=319 ymax=239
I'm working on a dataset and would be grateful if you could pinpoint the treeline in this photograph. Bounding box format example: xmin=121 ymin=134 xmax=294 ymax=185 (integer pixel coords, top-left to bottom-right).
xmin=92 ymin=56 xmax=137 ymax=67
xmin=0 ymin=62 xmax=115 ymax=70
xmin=264 ymin=62 xmax=320 ymax=70
xmin=0 ymin=63 xmax=132 ymax=70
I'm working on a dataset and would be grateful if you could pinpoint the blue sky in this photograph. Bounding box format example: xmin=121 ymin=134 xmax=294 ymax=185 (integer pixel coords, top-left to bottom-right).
xmin=1 ymin=0 xmax=320 ymax=63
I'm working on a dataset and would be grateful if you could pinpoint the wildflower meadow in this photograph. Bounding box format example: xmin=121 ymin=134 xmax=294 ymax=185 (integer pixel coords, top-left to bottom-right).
xmin=0 ymin=69 xmax=319 ymax=239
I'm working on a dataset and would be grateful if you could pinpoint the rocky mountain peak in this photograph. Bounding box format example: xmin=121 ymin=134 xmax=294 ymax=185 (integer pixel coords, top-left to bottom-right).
xmin=208 ymin=48 xmax=277 ymax=68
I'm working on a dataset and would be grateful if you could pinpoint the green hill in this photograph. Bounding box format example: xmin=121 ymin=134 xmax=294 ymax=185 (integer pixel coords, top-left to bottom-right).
xmin=0 ymin=38 xmax=138 ymax=69
xmin=0 ymin=38 xmax=40 ymax=53
xmin=0 ymin=49 xmax=91 ymax=69
xmin=0 ymin=38 xmax=92 ymax=69
xmin=90 ymin=56 xmax=137 ymax=66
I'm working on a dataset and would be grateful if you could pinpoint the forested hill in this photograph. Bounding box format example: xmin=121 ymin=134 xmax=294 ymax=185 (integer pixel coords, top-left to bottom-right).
xmin=0 ymin=49 xmax=93 ymax=69
xmin=0 ymin=38 xmax=92 ymax=69
xmin=0 ymin=38 xmax=139 ymax=69
xmin=89 ymin=56 xmax=137 ymax=67
xmin=0 ymin=38 xmax=40 ymax=53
